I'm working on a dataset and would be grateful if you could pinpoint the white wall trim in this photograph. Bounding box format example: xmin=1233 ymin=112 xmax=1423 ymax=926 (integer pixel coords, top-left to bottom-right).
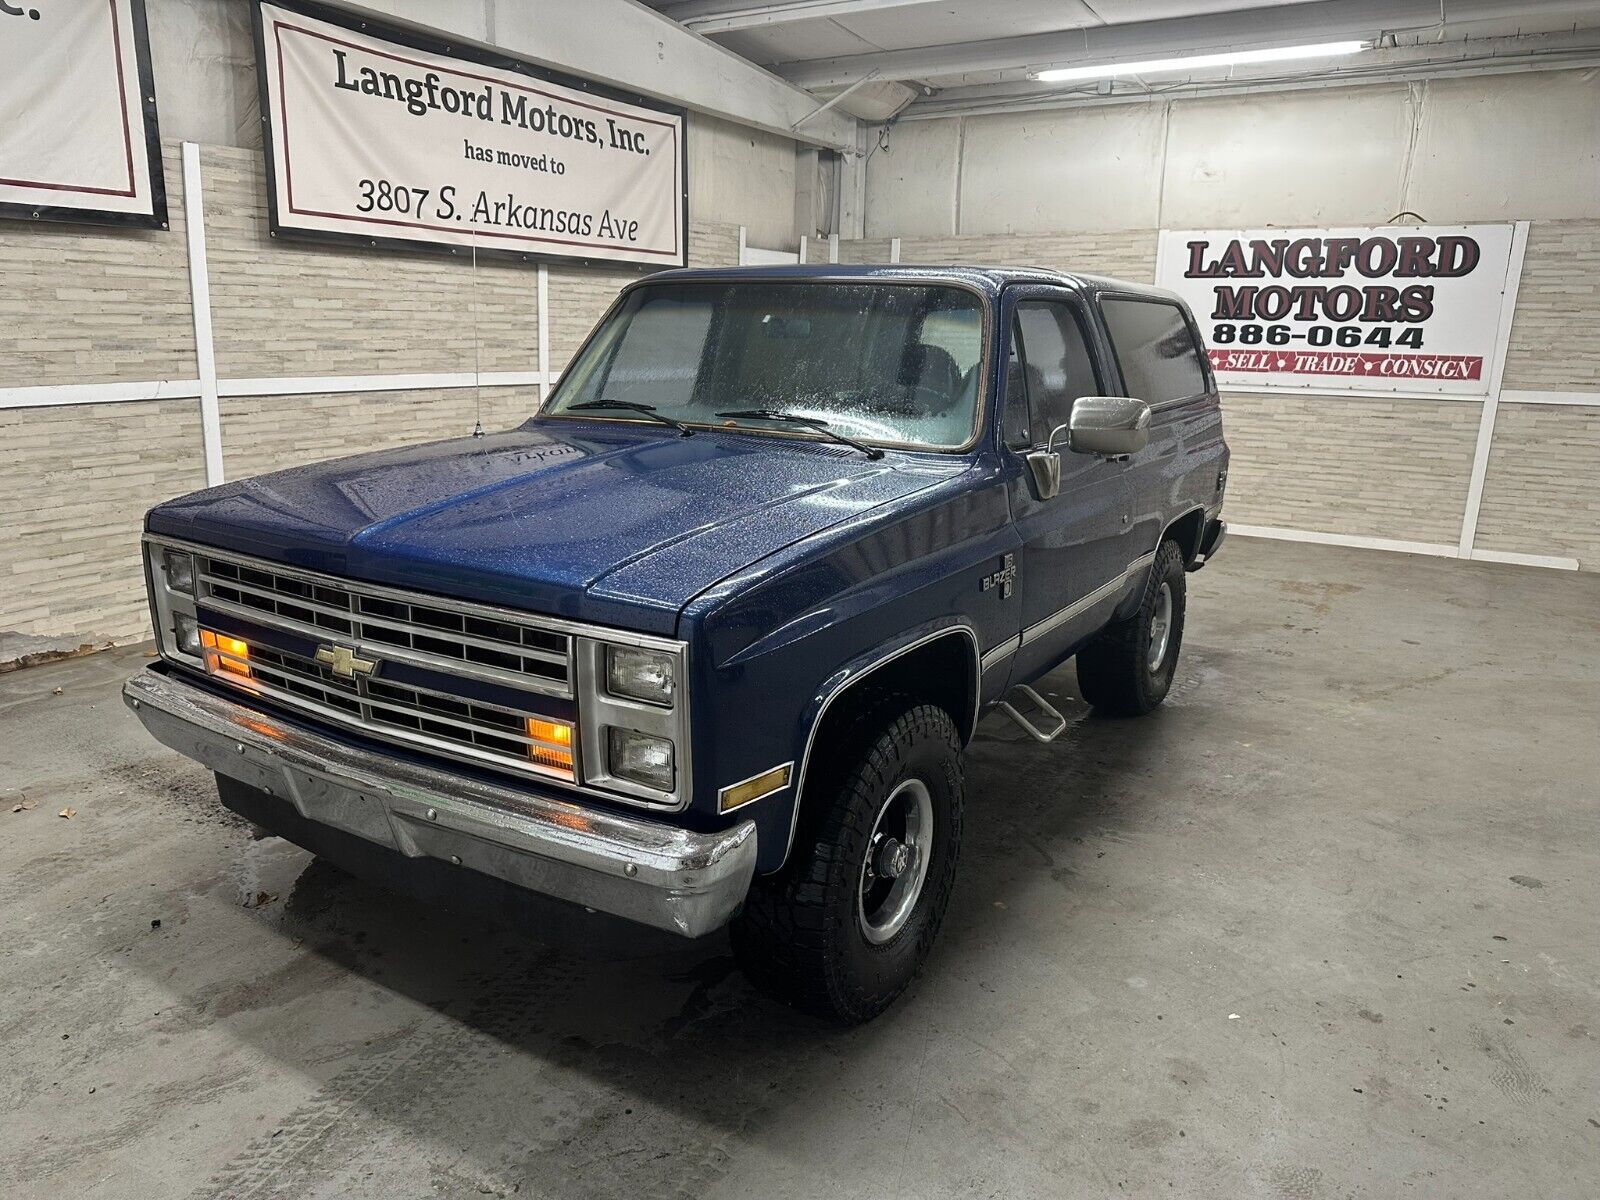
xmin=1231 ymin=522 xmax=1579 ymax=571
xmin=219 ymin=372 xmax=549 ymax=397
xmin=1 ymin=371 xmax=551 ymax=411
xmin=1458 ymin=219 xmax=1530 ymax=556
xmin=1500 ymin=389 xmax=1600 ymax=407
xmin=1230 ymin=523 xmax=1459 ymax=559
xmin=182 ymin=142 xmax=224 ymax=488
xmin=1466 ymin=548 xmax=1581 ymax=570
xmin=0 ymin=379 xmax=203 ymax=410
xmin=1222 ymin=385 xmax=1484 ymax=404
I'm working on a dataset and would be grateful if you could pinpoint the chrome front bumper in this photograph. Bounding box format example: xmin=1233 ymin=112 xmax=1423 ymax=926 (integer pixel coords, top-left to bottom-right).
xmin=123 ymin=669 xmax=757 ymax=938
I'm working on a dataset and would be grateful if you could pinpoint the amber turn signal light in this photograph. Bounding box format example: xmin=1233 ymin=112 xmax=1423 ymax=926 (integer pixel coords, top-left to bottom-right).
xmin=525 ymin=716 xmax=575 ymax=776
xmin=200 ymin=630 xmax=252 ymax=680
xmin=718 ymin=763 xmax=792 ymax=813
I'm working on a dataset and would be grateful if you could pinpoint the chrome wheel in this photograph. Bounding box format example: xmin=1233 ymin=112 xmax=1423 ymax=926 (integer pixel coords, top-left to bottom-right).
xmin=858 ymin=778 xmax=934 ymax=945
xmin=1147 ymin=581 xmax=1173 ymax=671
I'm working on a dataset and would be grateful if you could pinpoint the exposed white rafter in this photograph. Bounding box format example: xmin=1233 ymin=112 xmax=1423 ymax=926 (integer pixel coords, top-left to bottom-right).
xmin=903 ymin=30 xmax=1600 ymax=117
xmin=331 ymin=0 xmax=857 ymax=151
xmin=771 ymin=0 xmax=1600 ymax=89
xmin=664 ymin=0 xmax=935 ymax=35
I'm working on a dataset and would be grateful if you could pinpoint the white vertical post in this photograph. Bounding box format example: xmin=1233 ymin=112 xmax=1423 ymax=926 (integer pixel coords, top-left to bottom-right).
xmin=889 ymin=237 xmax=901 ymax=264
xmin=537 ymin=263 xmax=551 ymax=399
xmin=1458 ymin=220 xmax=1530 ymax=558
xmin=181 ymin=142 xmax=223 ymax=486
xmin=737 ymin=225 xmax=748 ymax=265
xmin=798 ymin=235 xmax=808 ymax=264
xmin=828 ymin=233 xmax=840 ymax=264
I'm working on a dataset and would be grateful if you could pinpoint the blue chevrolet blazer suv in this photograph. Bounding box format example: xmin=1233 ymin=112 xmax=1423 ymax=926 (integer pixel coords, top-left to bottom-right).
xmin=127 ymin=264 xmax=1228 ymax=1022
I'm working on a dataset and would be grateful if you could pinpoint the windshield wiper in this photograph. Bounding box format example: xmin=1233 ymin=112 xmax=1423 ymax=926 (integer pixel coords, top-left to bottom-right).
xmin=568 ymin=399 xmax=694 ymax=437
xmin=714 ymin=408 xmax=883 ymax=460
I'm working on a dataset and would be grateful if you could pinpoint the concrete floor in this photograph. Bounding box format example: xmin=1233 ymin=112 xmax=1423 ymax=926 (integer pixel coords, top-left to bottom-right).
xmin=2 ymin=537 xmax=1596 ymax=1199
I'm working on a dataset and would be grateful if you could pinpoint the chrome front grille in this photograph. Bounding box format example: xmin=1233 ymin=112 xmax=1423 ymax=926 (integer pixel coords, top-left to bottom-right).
xmin=194 ymin=551 xmax=571 ymax=697
xmin=234 ymin=641 xmax=575 ymax=780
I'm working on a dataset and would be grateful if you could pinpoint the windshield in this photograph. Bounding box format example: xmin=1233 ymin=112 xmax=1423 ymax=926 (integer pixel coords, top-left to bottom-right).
xmin=543 ymin=281 xmax=986 ymax=450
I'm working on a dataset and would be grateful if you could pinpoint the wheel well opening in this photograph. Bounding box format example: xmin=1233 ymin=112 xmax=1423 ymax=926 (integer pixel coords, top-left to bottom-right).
xmin=804 ymin=633 xmax=976 ymax=792
xmin=1165 ymin=508 xmax=1206 ymax=565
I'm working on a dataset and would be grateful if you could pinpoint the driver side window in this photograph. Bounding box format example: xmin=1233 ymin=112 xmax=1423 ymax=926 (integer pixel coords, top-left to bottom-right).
xmin=1013 ymin=301 xmax=1101 ymax=447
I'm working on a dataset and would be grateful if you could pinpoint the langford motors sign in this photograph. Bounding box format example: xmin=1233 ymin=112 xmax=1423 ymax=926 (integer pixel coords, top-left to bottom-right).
xmin=1155 ymin=225 xmax=1520 ymax=396
xmin=0 ymin=0 xmax=166 ymax=227
xmin=253 ymin=0 xmax=687 ymax=267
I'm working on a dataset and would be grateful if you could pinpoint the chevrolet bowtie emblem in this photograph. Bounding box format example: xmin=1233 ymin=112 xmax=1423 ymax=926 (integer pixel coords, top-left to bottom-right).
xmin=315 ymin=643 xmax=378 ymax=681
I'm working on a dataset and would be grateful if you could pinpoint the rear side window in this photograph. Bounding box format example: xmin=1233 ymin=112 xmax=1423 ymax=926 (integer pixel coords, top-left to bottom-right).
xmin=1101 ymin=298 xmax=1208 ymax=405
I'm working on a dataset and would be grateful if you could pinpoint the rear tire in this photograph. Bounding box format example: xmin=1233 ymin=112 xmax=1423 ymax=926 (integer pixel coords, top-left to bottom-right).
xmin=731 ymin=703 xmax=964 ymax=1024
xmin=1076 ymin=538 xmax=1186 ymax=716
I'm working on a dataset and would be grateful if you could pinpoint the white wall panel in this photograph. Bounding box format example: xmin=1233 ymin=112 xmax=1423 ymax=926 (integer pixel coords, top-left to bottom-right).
xmin=146 ymin=0 xmax=260 ymax=149
xmin=864 ymin=119 xmax=962 ymax=238
xmin=1159 ymin=86 xmax=1415 ymax=228
xmin=955 ymin=105 xmax=1168 ymax=234
xmin=1404 ymin=72 xmax=1600 ymax=221
xmin=689 ymin=112 xmax=799 ymax=248
xmin=867 ymin=70 xmax=1600 ymax=236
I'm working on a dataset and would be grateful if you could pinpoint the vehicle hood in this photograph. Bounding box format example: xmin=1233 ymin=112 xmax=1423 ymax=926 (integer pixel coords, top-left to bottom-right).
xmin=146 ymin=421 xmax=961 ymax=635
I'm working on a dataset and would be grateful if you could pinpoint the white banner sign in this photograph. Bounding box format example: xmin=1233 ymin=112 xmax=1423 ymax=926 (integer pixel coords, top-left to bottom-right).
xmin=254 ymin=1 xmax=687 ymax=267
xmin=1155 ymin=224 xmax=1520 ymax=396
xmin=0 ymin=0 xmax=165 ymax=226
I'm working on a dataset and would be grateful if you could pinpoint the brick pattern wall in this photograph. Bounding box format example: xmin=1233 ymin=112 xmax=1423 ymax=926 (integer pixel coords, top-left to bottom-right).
xmin=201 ymin=146 xmax=543 ymax=378
xmin=1503 ymin=221 xmax=1600 ymax=393
xmin=0 ymin=145 xmax=195 ymax=387
xmin=1 ymin=400 xmax=208 ymax=648
xmin=1 ymin=144 xmax=744 ymax=654
xmin=1476 ymin=404 xmax=1600 ymax=566
xmin=219 ymin=386 xmax=534 ymax=481
xmin=1219 ymin=392 xmax=1483 ymax=545
xmin=8 ymin=200 xmax=1599 ymax=657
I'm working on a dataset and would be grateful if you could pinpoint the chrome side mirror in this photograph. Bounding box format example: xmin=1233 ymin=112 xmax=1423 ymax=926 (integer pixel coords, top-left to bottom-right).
xmin=1068 ymin=395 xmax=1151 ymax=458
xmin=1026 ymin=422 xmax=1070 ymax=500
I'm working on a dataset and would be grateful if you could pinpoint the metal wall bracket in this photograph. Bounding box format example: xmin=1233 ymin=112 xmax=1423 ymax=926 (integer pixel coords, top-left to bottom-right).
xmin=996 ymin=684 xmax=1068 ymax=744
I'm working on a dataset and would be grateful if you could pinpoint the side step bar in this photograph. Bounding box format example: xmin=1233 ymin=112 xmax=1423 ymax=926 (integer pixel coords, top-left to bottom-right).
xmin=996 ymin=684 xmax=1068 ymax=744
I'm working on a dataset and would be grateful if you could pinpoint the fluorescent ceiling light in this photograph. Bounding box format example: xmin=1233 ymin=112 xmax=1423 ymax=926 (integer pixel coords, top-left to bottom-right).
xmin=1032 ymin=40 xmax=1368 ymax=83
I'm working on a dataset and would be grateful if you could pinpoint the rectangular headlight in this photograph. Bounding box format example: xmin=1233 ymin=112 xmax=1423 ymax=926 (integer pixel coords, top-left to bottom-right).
xmin=606 ymin=726 xmax=675 ymax=791
xmin=605 ymin=644 xmax=677 ymax=707
xmin=173 ymin=612 xmax=202 ymax=658
xmin=162 ymin=548 xmax=196 ymax=595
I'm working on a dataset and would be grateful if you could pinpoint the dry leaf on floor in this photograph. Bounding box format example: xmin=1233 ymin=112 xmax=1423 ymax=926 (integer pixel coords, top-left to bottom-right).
xmin=249 ymin=891 xmax=278 ymax=908
xmin=11 ymin=798 xmax=38 ymax=813
xmin=59 ymin=806 xmax=77 ymax=820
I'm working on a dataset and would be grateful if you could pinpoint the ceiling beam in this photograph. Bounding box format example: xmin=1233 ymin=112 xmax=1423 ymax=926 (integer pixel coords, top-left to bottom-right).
xmin=901 ymin=30 xmax=1600 ymax=118
xmin=771 ymin=0 xmax=1600 ymax=89
xmin=332 ymin=0 xmax=858 ymax=152
xmin=664 ymin=0 xmax=936 ymax=35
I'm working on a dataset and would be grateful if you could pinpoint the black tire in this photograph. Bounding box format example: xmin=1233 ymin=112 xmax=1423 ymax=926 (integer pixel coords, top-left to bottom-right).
xmin=731 ymin=703 xmax=964 ymax=1024
xmin=1076 ymin=538 xmax=1187 ymax=717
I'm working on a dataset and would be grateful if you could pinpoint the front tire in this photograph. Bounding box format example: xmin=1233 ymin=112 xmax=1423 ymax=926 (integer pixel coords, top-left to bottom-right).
xmin=731 ymin=703 xmax=964 ymax=1024
xmin=1076 ymin=538 xmax=1187 ymax=716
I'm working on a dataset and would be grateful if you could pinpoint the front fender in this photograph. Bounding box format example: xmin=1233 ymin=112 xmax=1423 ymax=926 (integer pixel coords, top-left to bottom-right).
xmin=681 ymin=467 xmax=1018 ymax=873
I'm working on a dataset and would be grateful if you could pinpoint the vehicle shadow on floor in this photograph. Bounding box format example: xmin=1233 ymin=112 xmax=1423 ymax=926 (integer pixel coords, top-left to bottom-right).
xmin=175 ymin=663 xmax=1175 ymax=1198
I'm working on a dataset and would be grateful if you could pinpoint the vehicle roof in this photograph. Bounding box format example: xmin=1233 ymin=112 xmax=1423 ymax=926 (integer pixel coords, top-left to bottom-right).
xmin=642 ymin=262 xmax=1177 ymax=302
